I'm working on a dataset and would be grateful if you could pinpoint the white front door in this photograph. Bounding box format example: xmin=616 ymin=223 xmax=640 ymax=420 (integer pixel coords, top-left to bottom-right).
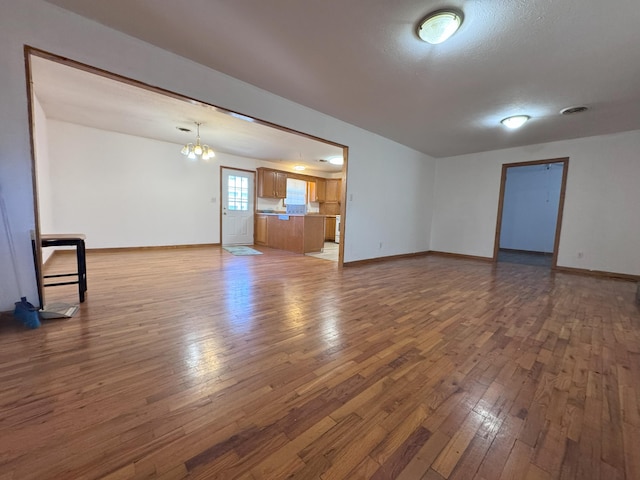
xmin=221 ymin=168 xmax=255 ymax=245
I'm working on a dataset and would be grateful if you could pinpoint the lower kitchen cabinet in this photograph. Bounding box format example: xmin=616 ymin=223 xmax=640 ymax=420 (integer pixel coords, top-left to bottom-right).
xmin=255 ymin=214 xmax=324 ymax=254
xmin=324 ymin=216 xmax=336 ymax=241
xmin=255 ymin=215 xmax=268 ymax=245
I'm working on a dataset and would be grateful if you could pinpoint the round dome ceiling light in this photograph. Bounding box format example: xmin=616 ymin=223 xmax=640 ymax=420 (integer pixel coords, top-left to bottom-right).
xmin=417 ymin=9 xmax=464 ymax=44
xmin=501 ymin=115 xmax=530 ymax=129
xmin=328 ymin=156 xmax=344 ymax=165
xmin=561 ymin=106 xmax=589 ymax=115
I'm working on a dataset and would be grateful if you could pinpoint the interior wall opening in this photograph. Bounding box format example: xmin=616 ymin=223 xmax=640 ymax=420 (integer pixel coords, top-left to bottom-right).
xmin=26 ymin=47 xmax=349 ymax=307
xmin=494 ymin=158 xmax=569 ymax=269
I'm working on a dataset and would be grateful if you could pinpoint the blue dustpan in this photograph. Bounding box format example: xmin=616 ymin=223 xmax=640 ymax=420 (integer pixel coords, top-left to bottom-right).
xmin=14 ymin=297 xmax=41 ymax=329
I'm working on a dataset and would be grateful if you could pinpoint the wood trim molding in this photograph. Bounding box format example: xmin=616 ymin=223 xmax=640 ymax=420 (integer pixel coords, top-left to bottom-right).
xmin=86 ymin=244 xmax=219 ymax=253
xmin=499 ymin=248 xmax=552 ymax=256
xmin=24 ymin=46 xmax=350 ymax=276
xmin=493 ymin=164 xmax=508 ymax=262
xmin=25 ymin=47 xmax=347 ymax=150
xmin=343 ymin=251 xmax=429 ymax=267
xmin=220 ymin=165 xmax=256 ymax=174
xmin=497 ymin=157 xmax=570 ymax=169
xmin=345 ymin=249 xmax=638 ymax=283
xmin=493 ymin=157 xmax=569 ymax=268
xmin=337 ymin=147 xmax=348 ymax=268
xmin=551 ymin=159 xmax=569 ymax=268
xmin=428 ymin=251 xmax=494 ymax=263
xmin=24 ymin=47 xmax=44 ymax=308
xmin=553 ymin=266 xmax=639 ymax=282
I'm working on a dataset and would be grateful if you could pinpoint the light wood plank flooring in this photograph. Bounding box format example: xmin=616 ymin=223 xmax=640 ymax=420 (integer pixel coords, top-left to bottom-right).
xmin=1 ymin=246 xmax=639 ymax=479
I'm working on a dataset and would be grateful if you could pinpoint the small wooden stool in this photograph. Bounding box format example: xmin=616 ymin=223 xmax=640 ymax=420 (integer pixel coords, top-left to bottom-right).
xmin=38 ymin=234 xmax=87 ymax=303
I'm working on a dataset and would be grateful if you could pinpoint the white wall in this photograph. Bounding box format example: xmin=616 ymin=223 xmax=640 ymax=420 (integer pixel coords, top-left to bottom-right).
xmin=0 ymin=0 xmax=436 ymax=310
xmin=499 ymin=164 xmax=563 ymax=253
xmin=431 ymin=129 xmax=640 ymax=276
xmin=46 ymin=120 xmax=328 ymax=248
xmin=47 ymin=121 xmax=219 ymax=248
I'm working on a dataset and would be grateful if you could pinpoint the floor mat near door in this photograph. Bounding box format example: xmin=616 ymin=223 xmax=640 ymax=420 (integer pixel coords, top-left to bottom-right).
xmin=223 ymin=246 xmax=263 ymax=256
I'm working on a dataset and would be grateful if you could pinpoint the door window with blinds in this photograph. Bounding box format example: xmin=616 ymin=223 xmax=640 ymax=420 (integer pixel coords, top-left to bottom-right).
xmin=227 ymin=175 xmax=249 ymax=210
xmin=285 ymin=178 xmax=307 ymax=205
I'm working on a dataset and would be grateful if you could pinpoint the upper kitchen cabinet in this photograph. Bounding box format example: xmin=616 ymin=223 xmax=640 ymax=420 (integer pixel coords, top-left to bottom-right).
xmin=325 ymin=179 xmax=341 ymax=203
xmin=257 ymin=168 xmax=287 ymax=198
xmin=314 ymin=178 xmax=326 ymax=203
xmin=307 ymin=180 xmax=318 ymax=203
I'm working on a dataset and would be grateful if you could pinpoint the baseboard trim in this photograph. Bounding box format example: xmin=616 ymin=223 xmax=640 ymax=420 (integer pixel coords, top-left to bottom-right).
xmin=428 ymin=251 xmax=494 ymax=263
xmin=343 ymin=251 xmax=429 ymax=267
xmin=553 ymin=266 xmax=639 ymax=282
xmin=50 ymin=245 xmax=640 ymax=282
xmin=86 ymin=243 xmax=220 ymax=253
xmin=499 ymin=248 xmax=552 ymax=256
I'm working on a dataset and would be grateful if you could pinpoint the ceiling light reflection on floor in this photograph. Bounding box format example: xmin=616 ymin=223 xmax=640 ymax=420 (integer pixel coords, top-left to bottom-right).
xmin=184 ymin=339 xmax=223 ymax=379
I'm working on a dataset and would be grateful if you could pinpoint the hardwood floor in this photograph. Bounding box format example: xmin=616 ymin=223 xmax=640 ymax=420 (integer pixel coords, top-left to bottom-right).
xmin=1 ymin=246 xmax=639 ymax=479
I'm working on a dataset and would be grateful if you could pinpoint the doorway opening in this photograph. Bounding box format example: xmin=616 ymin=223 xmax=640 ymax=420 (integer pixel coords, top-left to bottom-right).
xmin=493 ymin=158 xmax=569 ymax=268
xmin=25 ymin=47 xmax=349 ymax=307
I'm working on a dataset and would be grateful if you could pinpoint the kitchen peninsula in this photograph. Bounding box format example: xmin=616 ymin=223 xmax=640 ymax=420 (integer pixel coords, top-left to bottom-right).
xmin=255 ymin=213 xmax=324 ymax=254
xmin=255 ymin=167 xmax=342 ymax=255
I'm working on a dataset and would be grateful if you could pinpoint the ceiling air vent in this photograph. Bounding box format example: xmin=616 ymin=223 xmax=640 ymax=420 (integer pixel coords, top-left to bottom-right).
xmin=560 ymin=106 xmax=588 ymax=115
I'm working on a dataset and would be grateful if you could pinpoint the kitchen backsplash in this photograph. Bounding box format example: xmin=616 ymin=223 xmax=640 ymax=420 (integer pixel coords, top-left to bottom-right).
xmin=256 ymin=197 xmax=319 ymax=213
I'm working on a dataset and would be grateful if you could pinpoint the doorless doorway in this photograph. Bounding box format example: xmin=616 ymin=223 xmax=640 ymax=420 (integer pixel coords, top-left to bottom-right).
xmin=494 ymin=158 xmax=569 ymax=268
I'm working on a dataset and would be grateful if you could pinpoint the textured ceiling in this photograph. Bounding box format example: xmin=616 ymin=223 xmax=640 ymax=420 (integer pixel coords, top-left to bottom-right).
xmin=44 ymin=0 xmax=640 ymax=157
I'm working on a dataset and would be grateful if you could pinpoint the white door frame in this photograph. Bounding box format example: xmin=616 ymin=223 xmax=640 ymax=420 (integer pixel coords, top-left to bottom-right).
xmin=220 ymin=166 xmax=256 ymax=246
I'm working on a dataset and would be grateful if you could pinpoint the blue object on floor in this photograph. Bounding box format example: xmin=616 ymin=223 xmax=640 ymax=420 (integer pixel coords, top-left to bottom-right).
xmin=14 ymin=297 xmax=41 ymax=329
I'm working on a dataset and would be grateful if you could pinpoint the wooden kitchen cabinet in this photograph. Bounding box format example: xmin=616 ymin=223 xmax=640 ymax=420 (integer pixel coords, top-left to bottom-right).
xmin=263 ymin=214 xmax=324 ymax=254
xmin=324 ymin=216 xmax=336 ymax=241
xmin=325 ymin=179 xmax=341 ymax=203
xmin=307 ymin=180 xmax=318 ymax=202
xmin=257 ymin=168 xmax=287 ymax=198
xmin=315 ymin=178 xmax=326 ymax=202
xmin=255 ymin=214 xmax=268 ymax=245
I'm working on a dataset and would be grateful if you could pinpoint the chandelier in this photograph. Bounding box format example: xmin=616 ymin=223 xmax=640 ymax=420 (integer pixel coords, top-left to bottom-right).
xmin=180 ymin=122 xmax=216 ymax=160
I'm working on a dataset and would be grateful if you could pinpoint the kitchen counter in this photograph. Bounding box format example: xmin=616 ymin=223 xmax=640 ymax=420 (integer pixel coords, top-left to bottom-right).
xmin=255 ymin=213 xmax=325 ymax=253
xmin=256 ymin=212 xmax=336 ymax=217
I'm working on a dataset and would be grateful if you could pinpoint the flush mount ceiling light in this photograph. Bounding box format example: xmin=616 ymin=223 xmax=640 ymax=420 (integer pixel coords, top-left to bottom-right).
xmin=180 ymin=122 xmax=216 ymax=160
xmin=293 ymin=165 xmax=306 ymax=171
xmin=417 ymin=9 xmax=464 ymax=44
xmin=501 ymin=115 xmax=530 ymax=129
xmin=327 ymin=156 xmax=344 ymax=165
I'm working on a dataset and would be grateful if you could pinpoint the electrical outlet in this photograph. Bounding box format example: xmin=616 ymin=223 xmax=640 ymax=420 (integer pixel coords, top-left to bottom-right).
xmin=379 ymin=242 xmax=383 ymax=249
xmin=577 ymin=251 xmax=584 ymax=258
